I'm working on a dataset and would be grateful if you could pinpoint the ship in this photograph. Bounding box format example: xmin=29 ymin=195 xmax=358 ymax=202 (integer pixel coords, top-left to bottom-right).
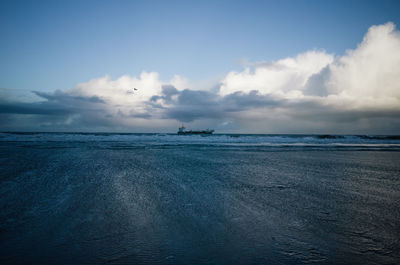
xmin=177 ymin=125 xmax=214 ymax=135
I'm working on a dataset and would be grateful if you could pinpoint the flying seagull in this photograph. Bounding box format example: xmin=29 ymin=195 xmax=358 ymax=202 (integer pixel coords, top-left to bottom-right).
xmin=126 ymin=88 xmax=137 ymax=95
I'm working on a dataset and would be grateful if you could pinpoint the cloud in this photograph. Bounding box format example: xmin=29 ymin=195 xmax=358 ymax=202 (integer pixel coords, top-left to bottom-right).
xmin=327 ymin=22 xmax=400 ymax=107
xmin=0 ymin=89 xmax=105 ymax=116
xmin=160 ymin=89 xmax=222 ymax=122
xmin=149 ymin=87 xmax=283 ymax=123
xmin=1 ymin=22 xmax=400 ymax=133
xmin=220 ymin=50 xmax=334 ymax=97
xmin=221 ymin=22 xmax=400 ymax=107
xmin=215 ymin=22 xmax=400 ymax=133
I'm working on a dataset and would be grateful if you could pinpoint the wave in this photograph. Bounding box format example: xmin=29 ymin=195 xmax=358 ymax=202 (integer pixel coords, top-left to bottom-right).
xmin=358 ymin=135 xmax=400 ymax=140
xmin=1 ymin=132 xmax=400 ymax=150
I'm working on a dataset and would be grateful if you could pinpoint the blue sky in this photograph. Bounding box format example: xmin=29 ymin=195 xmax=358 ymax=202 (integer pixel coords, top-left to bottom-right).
xmin=1 ymin=0 xmax=399 ymax=92
xmin=1 ymin=0 xmax=400 ymax=133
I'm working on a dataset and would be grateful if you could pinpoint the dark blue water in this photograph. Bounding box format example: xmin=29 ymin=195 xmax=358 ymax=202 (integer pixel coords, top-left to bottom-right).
xmin=1 ymin=133 xmax=399 ymax=264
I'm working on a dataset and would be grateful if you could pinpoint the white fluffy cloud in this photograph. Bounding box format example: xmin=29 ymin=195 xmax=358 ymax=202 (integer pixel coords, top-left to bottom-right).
xmin=327 ymin=22 xmax=400 ymax=108
xmin=69 ymin=71 xmax=161 ymax=108
xmin=221 ymin=22 xmax=400 ymax=112
xmin=220 ymin=50 xmax=334 ymax=97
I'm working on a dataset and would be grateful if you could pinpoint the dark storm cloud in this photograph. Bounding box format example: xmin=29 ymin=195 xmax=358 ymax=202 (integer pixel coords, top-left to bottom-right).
xmin=221 ymin=91 xmax=284 ymax=110
xmin=0 ymin=90 xmax=114 ymax=130
xmin=160 ymin=88 xmax=222 ymax=122
xmin=0 ymin=99 xmax=73 ymax=115
xmin=150 ymin=85 xmax=182 ymax=104
xmin=150 ymin=86 xmax=283 ymax=122
xmin=3 ymin=84 xmax=400 ymax=133
xmin=33 ymin=90 xmax=105 ymax=104
xmin=0 ymin=90 xmax=105 ymax=116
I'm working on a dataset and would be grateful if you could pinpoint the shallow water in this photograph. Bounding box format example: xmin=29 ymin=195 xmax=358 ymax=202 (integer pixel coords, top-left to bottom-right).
xmin=1 ymin=133 xmax=399 ymax=264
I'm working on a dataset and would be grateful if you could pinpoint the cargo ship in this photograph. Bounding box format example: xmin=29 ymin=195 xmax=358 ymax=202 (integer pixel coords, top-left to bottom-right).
xmin=177 ymin=125 xmax=214 ymax=135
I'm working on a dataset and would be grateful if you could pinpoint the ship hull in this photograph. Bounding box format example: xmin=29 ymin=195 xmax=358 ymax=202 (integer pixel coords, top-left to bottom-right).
xmin=177 ymin=130 xmax=213 ymax=135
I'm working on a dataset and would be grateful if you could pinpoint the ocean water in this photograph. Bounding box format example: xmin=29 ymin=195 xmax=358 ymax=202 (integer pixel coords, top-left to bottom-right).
xmin=0 ymin=132 xmax=399 ymax=264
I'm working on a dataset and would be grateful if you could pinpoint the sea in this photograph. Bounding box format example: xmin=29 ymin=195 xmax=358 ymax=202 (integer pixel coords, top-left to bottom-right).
xmin=0 ymin=132 xmax=399 ymax=265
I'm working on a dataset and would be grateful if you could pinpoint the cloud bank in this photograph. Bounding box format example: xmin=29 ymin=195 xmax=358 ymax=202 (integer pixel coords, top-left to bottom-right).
xmin=1 ymin=22 xmax=400 ymax=133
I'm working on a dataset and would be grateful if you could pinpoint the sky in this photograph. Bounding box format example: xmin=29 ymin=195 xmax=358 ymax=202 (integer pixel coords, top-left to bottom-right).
xmin=1 ymin=0 xmax=400 ymax=133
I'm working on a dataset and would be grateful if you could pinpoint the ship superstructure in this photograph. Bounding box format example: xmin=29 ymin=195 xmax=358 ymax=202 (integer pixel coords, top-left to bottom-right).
xmin=177 ymin=125 xmax=214 ymax=135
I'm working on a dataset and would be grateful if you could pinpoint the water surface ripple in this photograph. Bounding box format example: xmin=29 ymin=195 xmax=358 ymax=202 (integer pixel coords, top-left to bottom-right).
xmin=0 ymin=133 xmax=399 ymax=264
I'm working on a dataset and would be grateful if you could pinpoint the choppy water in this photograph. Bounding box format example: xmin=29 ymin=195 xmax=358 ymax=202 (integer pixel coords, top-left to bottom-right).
xmin=1 ymin=133 xmax=399 ymax=264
